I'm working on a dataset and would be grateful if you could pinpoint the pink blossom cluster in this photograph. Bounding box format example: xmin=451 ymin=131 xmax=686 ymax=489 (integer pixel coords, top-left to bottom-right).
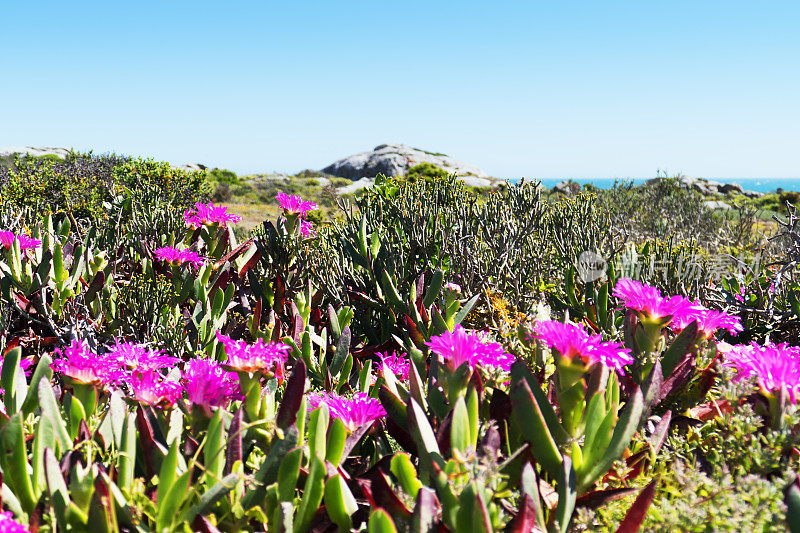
xmin=153 ymin=246 xmax=205 ymax=269
xmin=533 ymin=320 xmax=633 ymax=375
xmin=378 ymin=351 xmax=411 ymax=381
xmin=276 ymin=192 xmax=318 ymax=238
xmin=183 ymin=202 xmax=242 ymax=228
xmin=52 ymin=339 xmax=184 ymax=407
xmin=52 ymin=339 xmax=127 ymax=386
xmin=129 ymin=370 xmax=183 ymax=407
xmin=0 ymin=511 xmax=29 ymax=533
xmin=216 ymin=331 xmax=290 ymax=374
xmin=182 ymin=359 xmax=242 ymax=410
xmin=308 ymin=391 xmax=386 ymax=432
xmin=720 ymin=342 xmax=800 ymax=402
xmin=276 ymin=192 xmax=318 ymax=216
xmin=0 ymin=230 xmax=41 ymax=251
xmin=107 ymin=340 xmax=180 ymax=372
xmin=613 ymin=278 xmax=742 ymax=337
xmin=426 ymin=325 xmax=516 ymax=372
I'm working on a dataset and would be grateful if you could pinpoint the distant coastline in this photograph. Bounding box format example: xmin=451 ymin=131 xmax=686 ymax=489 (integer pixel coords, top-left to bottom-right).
xmin=512 ymin=177 xmax=800 ymax=193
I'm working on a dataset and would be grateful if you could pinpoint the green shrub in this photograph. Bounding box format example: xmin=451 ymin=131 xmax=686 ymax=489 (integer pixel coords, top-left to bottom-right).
xmin=403 ymin=162 xmax=450 ymax=182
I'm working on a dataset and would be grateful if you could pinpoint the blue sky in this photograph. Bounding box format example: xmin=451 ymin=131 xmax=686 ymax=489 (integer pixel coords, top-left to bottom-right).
xmin=1 ymin=1 xmax=798 ymax=178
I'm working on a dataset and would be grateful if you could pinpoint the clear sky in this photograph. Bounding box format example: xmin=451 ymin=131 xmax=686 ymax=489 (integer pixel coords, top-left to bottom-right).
xmin=1 ymin=1 xmax=798 ymax=179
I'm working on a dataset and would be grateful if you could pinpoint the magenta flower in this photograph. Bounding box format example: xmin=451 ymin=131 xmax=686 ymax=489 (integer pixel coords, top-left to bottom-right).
xmin=106 ymin=341 xmax=180 ymax=373
xmin=426 ymin=325 xmax=516 ymax=372
xmin=183 ymin=202 xmax=242 ymax=228
xmin=276 ymin=192 xmax=318 ymax=216
xmin=215 ymin=331 xmax=291 ymax=374
xmin=533 ymin=320 xmax=633 ymax=375
xmin=51 ymin=339 xmax=125 ymax=386
xmin=153 ymin=246 xmax=205 ymax=269
xmin=720 ymin=342 xmax=800 ymax=402
xmin=128 ymin=370 xmax=183 ymax=407
xmin=671 ymin=307 xmax=743 ymax=338
xmin=308 ymin=392 xmax=386 ymax=432
xmin=378 ymin=351 xmax=411 ymax=381
xmin=299 ymin=219 xmax=317 ymax=238
xmin=0 ymin=230 xmax=41 ymax=251
xmin=183 ymin=359 xmax=241 ymax=409
xmin=613 ymin=278 xmax=699 ymax=323
xmin=0 ymin=231 xmax=14 ymax=248
xmin=19 ymin=357 xmax=34 ymax=377
xmin=0 ymin=511 xmax=29 ymax=533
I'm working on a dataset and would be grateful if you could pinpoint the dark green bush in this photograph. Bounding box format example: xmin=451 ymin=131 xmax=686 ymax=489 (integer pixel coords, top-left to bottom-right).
xmin=0 ymin=153 xmax=210 ymax=230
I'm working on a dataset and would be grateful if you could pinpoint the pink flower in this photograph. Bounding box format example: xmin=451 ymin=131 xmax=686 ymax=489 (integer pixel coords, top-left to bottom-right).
xmin=51 ymin=339 xmax=124 ymax=386
xmin=183 ymin=359 xmax=241 ymax=409
xmin=671 ymin=307 xmax=743 ymax=338
xmin=426 ymin=325 xmax=516 ymax=372
xmin=106 ymin=341 xmax=180 ymax=373
xmin=183 ymin=202 xmax=242 ymax=228
xmin=153 ymin=246 xmax=205 ymax=269
xmin=720 ymin=342 xmax=800 ymax=402
xmin=276 ymin=192 xmax=318 ymax=216
xmin=308 ymin=392 xmax=386 ymax=432
xmin=0 ymin=511 xmax=29 ymax=533
xmin=613 ymin=278 xmax=700 ymax=323
xmin=19 ymin=357 xmax=34 ymax=377
xmin=533 ymin=320 xmax=633 ymax=375
xmin=0 ymin=230 xmax=41 ymax=251
xmin=299 ymin=219 xmax=317 ymax=238
xmin=378 ymin=351 xmax=410 ymax=381
xmin=0 ymin=231 xmax=13 ymax=248
xmin=215 ymin=331 xmax=291 ymax=374
xmin=128 ymin=370 xmax=182 ymax=407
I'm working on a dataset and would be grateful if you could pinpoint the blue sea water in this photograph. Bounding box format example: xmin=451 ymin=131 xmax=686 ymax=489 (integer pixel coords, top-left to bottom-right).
xmin=510 ymin=177 xmax=800 ymax=194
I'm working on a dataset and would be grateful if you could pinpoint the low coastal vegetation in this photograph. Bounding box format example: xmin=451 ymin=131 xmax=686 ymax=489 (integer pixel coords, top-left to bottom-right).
xmin=0 ymin=151 xmax=799 ymax=531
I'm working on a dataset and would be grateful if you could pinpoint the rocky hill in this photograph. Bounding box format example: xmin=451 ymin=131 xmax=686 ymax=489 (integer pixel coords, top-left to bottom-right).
xmin=321 ymin=143 xmax=493 ymax=188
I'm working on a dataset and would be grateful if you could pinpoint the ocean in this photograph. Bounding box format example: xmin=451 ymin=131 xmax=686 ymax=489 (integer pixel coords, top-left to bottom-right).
xmin=509 ymin=177 xmax=800 ymax=194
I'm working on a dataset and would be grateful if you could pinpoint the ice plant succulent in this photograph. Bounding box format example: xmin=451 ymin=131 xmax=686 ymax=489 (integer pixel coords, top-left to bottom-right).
xmin=127 ymin=370 xmax=183 ymax=407
xmin=183 ymin=359 xmax=241 ymax=410
xmin=299 ymin=219 xmax=317 ymax=238
xmin=308 ymin=392 xmax=386 ymax=432
xmin=107 ymin=340 xmax=180 ymax=373
xmin=51 ymin=339 xmax=124 ymax=387
xmin=276 ymin=192 xmax=318 ymax=216
xmin=0 ymin=511 xmax=29 ymax=533
xmin=183 ymin=202 xmax=242 ymax=228
xmin=613 ymin=278 xmax=701 ymax=352
xmin=720 ymin=342 xmax=800 ymax=403
xmin=153 ymin=246 xmax=205 ymax=269
xmin=0 ymin=230 xmax=41 ymax=251
xmin=533 ymin=320 xmax=633 ymax=376
xmin=671 ymin=307 xmax=743 ymax=339
xmin=378 ymin=351 xmax=411 ymax=381
xmin=613 ymin=278 xmax=699 ymax=324
xmin=215 ymin=331 xmax=290 ymax=374
xmin=426 ymin=325 xmax=515 ymax=372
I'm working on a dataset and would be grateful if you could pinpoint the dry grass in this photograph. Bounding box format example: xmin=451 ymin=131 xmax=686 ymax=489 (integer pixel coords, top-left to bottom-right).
xmin=227 ymin=203 xmax=282 ymax=231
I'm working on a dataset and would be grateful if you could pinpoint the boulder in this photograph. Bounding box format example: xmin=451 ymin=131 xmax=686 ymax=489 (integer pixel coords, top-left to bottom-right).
xmin=718 ymin=183 xmax=744 ymax=195
xmin=337 ymin=177 xmax=375 ymax=195
xmin=322 ymin=143 xmax=487 ymax=180
xmin=703 ymin=200 xmax=732 ymax=211
xmin=551 ymin=180 xmax=580 ymax=196
xmin=179 ymin=163 xmax=207 ymax=172
xmin=742 ymin=190 xmax=764 ymax=199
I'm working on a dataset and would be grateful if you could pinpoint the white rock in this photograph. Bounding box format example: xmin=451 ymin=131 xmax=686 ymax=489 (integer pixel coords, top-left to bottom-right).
xmin=0 ymin=146 xmax=70 ymax=159
xmin=322 ymin=143 xmax=487 ymax=180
